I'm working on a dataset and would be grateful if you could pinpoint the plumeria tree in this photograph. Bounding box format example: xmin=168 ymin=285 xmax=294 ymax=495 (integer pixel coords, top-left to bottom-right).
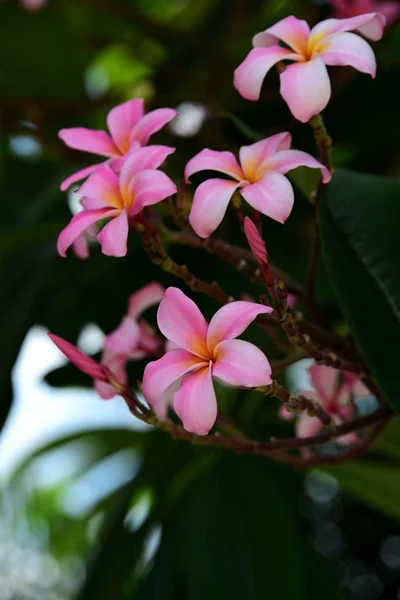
xmin=2 ymin=0 xmax=400 ymax=597
xmin=48 ymin=10 xmax=395 ymax=468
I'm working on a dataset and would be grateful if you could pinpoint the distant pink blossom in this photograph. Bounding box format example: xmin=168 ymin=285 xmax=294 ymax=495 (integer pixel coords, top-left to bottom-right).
xmin=331 ymin=0 xmax=400 ymax=34
xmin=48 ymin=283 xmax=164 ymax=399
xmin=234 ymin=14 xmax=384 ymax=122
xmin=19 ymin=0 xmax=47 ymax=11
xmin=280 ymin=364 xmax=369 ymax=449
xmin=142 ymin=287 xmax=273 ymax=435
xmin=95 ymin=283 xmax=165 ymax=399
xmin=57 ymin=146 xmax=177 ymax=257
xmin=59 ymin=98 xmax=177 ymax=191
xmin=185 ymin=132 xmax=330 ymax=237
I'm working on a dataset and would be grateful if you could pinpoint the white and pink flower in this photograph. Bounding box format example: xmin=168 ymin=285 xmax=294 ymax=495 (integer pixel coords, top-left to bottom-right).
xmin=59 ymin=98 xmax=177 ymax=190
xmin=185 ymin=132 xmax=330 ymax=237
xmin=142 ymin=287 xmax=273 ymax=435
xmin=234 ymin=14 xmax=384 ymax=122
xmin=57 ymin=146 xmax=176 ymax=257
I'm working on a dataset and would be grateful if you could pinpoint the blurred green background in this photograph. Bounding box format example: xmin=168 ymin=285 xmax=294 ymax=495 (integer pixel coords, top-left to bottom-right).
xmin=1 ymin=0 xmax=400 ymax=598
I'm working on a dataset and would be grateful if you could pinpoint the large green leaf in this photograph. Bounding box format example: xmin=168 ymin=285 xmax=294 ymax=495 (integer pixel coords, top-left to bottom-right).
xmin=140 ymin=455 xmax=347 ymax=600
xmin=320 ymin=169 xmax=400 ymax=413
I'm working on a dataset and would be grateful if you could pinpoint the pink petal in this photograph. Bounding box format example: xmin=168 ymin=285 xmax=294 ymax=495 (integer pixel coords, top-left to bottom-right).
xmin=185 ymin=149 xmax=243 ymax=182
xmin=319 ymin=32 xmax=377 ymax=77
xmin=207 ymin=301 xmax=272 ymax=351
xmin=265 ymin=149 xmax=331 ymax=183
xmin=240 ymin=172 xmax=294 ymax=224
xmin=280 ymin=57 xmax=331 ymax=123
xmin=188 ymin=178 xmax=242 ymax=238
xmin=173 ymin=363 xmax=217 ymax=435
xmin=107 ymin=99 xmax=144 ymax=153
xmin=142 ymin=349 xmax=206 ymax=418
xmin=131 ymin=108 xmax=177 ymax=146
xmin=57 ymin=208 xmax=116 ymax=257
xmin=95 ymin=380 xmax=117 ymax=400
xmin=157 ymin=287 xmax=209 ymax=358
xmin=309 ymin=364 xmax=338 ymax=407
xmin=72 ymin=232 xmax=90 ymax=260
xmin=234 ymin=46 xmax=299 ymax=101
xmin=377 ymin=2 xmax=400 ymax=25
xmin=310 ymin=14 xmax=385 ymax=42
xmin=253 ymin=16 xmax=311 ymax=53
xmin=345 ymin=373 xmax=370 ymax=398
xmin=58 ymin=128 xmax=120 ymax=157
xmin=128 ymin=282 xmax=165 ymax=319
xmin=60 ymin=163 xmax=103 ymax=192
xmin=97 ymin=209 xmax=129 ymax=257
xmin=296 ymin=414 xmax=322 ymax=439
xmin=120 ymin=146 xmax=175 ymax=197
xmin=48 ymin=333 xmax=106 ymax=381
xmin=137 ymin=321 xmax=163 ymax=355
xmin=239 ymin=133 xmax=292 ymax=178
xmin=128 ymin=169 xmax=177 ymax=216
xmin=79 ymin=164 xmax=122 ymax=209
xmin=95 ymin=350 xmax=128 ymax=400
xmin=279 ymin=405 xmax=295 ymax=421
xmin=213 ymin=339 xmax=272 ymax=388
xmin=104 ymin=316 xmax=141 ymax=355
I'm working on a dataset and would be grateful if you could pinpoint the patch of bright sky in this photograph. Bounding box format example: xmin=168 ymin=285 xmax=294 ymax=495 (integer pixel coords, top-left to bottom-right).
xmin=0 ymin=326 xmax=146 ymax=481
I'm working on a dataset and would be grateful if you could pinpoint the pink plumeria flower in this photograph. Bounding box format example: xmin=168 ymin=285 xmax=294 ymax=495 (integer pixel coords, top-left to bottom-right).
xmin=185 ymin=132 xmax=330 ymax=237
xmin=234 ymin=13 xmax=385 ymax=122
xmin=57 ymin=146 xmax=177 ymax=257
xmin=280 ymin=364 xmax=369 ymax=450
xmin=95 ymin=283 xmax=165 ymax=399
xmin=142 ymin=287 xmax=273 ymax=435
xmin=331 ymin=0 xmax=400 ymax=36
xmin=59 ymin=98 xmax=177 ymax=191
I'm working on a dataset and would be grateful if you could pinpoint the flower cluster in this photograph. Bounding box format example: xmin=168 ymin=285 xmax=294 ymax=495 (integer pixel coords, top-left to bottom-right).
xmin=280 ymin=364 xmax=369 ymax=452
xmin=49 ymin=11 xmax=385 ymax=451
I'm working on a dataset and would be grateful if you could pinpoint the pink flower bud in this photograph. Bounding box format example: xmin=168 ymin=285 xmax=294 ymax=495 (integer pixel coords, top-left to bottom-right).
xmin=48 ymin=333 xmax=107 ymax=381
xmin=244 ymin=216 xmax=268 ymax=266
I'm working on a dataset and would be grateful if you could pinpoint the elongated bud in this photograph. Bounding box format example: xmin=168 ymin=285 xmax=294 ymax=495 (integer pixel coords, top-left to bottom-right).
xmin=244 ymin=216 xmax=268 ymax=267
xmin=48 ymin=333 xmax=108 ymax=381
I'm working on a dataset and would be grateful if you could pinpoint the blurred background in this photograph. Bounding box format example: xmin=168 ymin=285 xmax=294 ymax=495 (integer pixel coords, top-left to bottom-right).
xmin=1 ymin=0 xmax=400 ymax=598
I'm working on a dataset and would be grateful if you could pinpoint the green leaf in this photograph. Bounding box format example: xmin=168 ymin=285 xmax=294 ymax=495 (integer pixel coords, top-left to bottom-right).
xmin=320 ymin=169 xmax=400 ymax=413
xmin=326 ymin=461 xmax=400 ymax=522
xmin=141 ymin=455 xmax=347 ymax=600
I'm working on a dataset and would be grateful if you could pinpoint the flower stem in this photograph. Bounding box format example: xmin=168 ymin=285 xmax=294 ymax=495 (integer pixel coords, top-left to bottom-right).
xmin=135 ymin=219 xmax=233 ymax=305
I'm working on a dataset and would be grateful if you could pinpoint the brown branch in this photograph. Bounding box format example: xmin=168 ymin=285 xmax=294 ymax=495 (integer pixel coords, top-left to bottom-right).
xmin=117 ymin=378 xmax=393 ymax=458
xmin=273 ymin=416 xmax=391 ymax=468
xmin=135 ymin=221 xmax=233 ymax=305
xmin=164 ymin=229 xmax=307 ymax=298
xmin=280 ymin=310 xmax=366 ymax=375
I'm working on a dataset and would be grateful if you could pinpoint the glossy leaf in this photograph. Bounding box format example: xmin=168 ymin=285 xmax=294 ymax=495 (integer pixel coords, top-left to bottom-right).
xmin=320 ymin=169 xmax=400 ymax=413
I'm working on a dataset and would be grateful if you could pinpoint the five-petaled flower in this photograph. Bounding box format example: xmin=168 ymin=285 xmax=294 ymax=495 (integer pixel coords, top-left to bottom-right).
xmin=331 ymin=0 xmax=400 ymax=36
xmin=185 ymin=132 xmax=330 ymax=237
xmin=59 ymin=98 xmax=177 ymax=190
xmin=95 ymin=283 xmax=165 ymax=399
xmin=57 ymin=146 xmax=177 ymax=257
xmin=280 ymin=364 xmax=369 ymax=450
xmin=142 ymin=287 xmax=273 ymax=435
xmin=234 ymin=13 xmax=385 ymax=122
